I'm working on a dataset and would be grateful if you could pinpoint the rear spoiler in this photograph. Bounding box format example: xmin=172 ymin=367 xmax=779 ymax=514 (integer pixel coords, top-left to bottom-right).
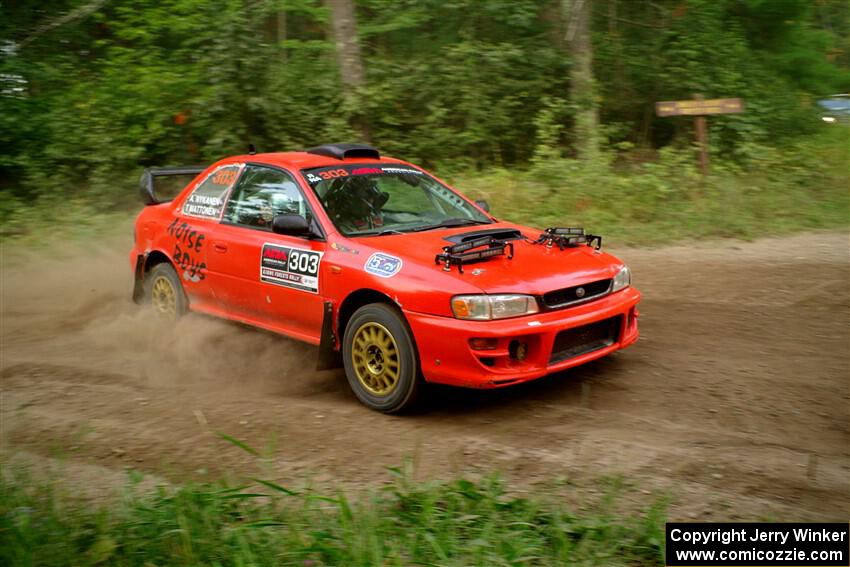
xmin=139 ymin=166 xmax=205 ymax=205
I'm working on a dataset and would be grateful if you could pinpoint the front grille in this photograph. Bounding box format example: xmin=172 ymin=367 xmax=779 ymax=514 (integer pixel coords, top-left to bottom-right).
xmin=549 ymin=316 xmax=621 ymax=364
xmin=541 ymin=279 xmax=611 ymax=309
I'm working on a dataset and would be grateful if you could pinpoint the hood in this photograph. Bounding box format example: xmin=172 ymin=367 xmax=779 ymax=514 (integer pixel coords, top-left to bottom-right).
xmin=359 ymin=222 xmax=621 ymax=295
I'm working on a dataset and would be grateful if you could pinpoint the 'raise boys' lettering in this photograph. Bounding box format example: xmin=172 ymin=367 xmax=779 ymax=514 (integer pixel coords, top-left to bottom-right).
xmin=167 ymin=218 xmax=206 ymax=281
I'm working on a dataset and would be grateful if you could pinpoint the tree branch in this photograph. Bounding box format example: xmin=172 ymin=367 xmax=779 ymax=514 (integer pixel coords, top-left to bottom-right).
xmin=18 ymin=0 xmax=109 ymax=49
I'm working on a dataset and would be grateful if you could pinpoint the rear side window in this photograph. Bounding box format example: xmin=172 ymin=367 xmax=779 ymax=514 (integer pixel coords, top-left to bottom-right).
xmin=182 ymin=164 xmax=242 ymax=219
xmin=222 ymin=165 xmax=313 ymax=231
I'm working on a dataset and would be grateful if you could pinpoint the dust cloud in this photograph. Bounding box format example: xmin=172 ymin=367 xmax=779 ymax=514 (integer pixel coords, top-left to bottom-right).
xmin=1 ymin=236 xmax=324 ymax=398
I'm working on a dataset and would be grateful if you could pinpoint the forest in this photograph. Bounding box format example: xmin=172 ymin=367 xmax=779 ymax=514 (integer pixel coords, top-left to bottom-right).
xmin=1 ymin=0 xmax=848 ymax=239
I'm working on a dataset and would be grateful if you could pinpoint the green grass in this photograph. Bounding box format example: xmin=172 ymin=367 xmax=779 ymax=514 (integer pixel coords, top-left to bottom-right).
xmin=452 ymin=129 xmax=849 ymax=245
xmin=0 ymin=198 xmax=133 ymax=254
xmin=0 ymin=463 xmax=666 ymax=566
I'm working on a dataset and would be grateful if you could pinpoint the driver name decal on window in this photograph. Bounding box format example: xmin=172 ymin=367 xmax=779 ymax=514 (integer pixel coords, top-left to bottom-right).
xmin=260 ymin=243 xmax=323 ymax=294
xmin=183 ymin=164 xmax=242 ymax=219
xmin=183 ymin=193 xmax=224 ymax=218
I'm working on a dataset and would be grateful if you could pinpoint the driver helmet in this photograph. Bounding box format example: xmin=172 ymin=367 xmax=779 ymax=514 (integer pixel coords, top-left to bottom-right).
xmin=325 ymin=176 xmax=388 ymax=229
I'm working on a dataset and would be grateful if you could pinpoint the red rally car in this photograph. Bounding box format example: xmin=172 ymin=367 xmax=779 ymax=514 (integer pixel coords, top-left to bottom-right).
xmin=131 ymin=143 xmax=640 ymax=412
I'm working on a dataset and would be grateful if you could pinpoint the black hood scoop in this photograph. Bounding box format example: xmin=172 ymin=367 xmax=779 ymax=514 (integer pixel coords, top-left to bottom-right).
xmin=444 ymin=227 xmax=524 ymax=244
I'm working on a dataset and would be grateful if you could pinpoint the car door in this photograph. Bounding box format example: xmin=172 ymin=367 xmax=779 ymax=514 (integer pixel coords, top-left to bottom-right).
xmin=166 ymin=162 xmax=244 ymax=307
xmin=205 ymin=164 xmax=326 ymax=342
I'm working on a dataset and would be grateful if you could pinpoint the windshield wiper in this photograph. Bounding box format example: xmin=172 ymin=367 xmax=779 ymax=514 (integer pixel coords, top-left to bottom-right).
xmin=350 ymin=228 xmax=407 ymax=237
xmin=349 ymin=218 xmax=490 ymax=237
xmin=409 ymin=218 xmax=492 ymax=232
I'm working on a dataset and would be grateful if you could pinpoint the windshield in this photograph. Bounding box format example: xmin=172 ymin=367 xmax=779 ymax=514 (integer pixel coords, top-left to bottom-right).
xmin=302 ymin=164 xmax=490 ymax=236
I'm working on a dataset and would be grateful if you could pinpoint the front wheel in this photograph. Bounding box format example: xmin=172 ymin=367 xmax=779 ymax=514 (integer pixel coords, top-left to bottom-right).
xmin=342 ymin=303 xmax=422 ymax=413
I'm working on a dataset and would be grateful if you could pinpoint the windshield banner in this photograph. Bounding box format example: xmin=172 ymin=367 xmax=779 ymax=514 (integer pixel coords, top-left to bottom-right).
xmin=303 ymin=164 xmax=423 ymax=186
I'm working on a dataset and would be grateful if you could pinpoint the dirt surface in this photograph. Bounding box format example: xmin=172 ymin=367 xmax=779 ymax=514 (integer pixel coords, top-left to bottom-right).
xmin=2 ymin=231 xmax=848 ymax=520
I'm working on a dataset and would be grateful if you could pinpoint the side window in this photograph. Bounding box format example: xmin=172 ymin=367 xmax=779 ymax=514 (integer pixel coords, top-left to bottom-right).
xmin=183 ymin=164 xmax=242 ymax=219
xmin=223 ymin=165 xmax=312 ymax=231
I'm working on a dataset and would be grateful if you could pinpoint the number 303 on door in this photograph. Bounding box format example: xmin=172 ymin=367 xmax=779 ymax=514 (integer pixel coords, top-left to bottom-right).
xmin=260 ymin=243 xmax=323 ymax=294
xmin=288 ymin=250 xmax=320 ymax=275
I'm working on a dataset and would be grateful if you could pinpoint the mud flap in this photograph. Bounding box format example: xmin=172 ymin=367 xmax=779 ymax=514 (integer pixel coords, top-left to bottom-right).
xmin=132 ymin=254 xmax=146 ymax=304
xmin=316 ymin=301 xmax=342 ymax=370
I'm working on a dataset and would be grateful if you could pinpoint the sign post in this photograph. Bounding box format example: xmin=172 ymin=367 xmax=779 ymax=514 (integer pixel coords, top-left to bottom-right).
xmin=654 ymin=95 xmax=744 ymax=176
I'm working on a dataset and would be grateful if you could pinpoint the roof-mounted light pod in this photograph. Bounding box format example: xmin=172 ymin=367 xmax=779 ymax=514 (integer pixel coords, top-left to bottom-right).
xmin=306 ymin=143 xmax=380 ymax=160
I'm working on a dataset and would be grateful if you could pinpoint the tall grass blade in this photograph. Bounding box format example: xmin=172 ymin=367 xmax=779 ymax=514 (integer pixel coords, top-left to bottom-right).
xmin=216 ymin=432 xmax=260 ymax=457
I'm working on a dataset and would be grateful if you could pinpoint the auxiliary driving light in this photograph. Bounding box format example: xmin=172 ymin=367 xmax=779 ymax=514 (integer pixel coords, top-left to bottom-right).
xmin=509 ymin=340 xmax=529 ymax=361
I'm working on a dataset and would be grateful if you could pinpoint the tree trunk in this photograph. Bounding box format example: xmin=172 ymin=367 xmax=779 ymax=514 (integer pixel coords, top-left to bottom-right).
xmin=565 ymin=0 xmax=598 ymax=159
xmin=325 ymin=0 xmax=368 ymax=140
xmin=276 ymin=6 xmax=287 ymax=64
xmin=326 ymin=0 xmax=365 ymax=90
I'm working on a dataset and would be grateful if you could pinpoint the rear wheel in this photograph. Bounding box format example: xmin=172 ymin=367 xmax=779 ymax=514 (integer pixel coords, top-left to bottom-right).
xmin=146 ymin=263 xmax=188 ymax=320
xmin=343 ymin=303 xmax=422 ymax=413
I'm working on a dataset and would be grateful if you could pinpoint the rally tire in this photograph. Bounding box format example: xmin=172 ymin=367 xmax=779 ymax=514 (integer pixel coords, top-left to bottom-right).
xmin=145 ymin=263 xmax=188 ymax=320
xmin=342 ymin=303 xmax=422 ymax=413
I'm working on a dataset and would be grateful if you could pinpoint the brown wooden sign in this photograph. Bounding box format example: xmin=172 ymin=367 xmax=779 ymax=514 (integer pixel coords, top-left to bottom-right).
xmin=655 ymin=98 xmax=744 ymax=117
xmin=654 ymin=95 xmax=745 ymax=176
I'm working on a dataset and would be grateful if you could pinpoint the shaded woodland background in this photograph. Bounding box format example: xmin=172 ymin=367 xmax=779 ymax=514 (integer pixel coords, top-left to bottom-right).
xmin=1 ymin=0 xmax=848 ymax=231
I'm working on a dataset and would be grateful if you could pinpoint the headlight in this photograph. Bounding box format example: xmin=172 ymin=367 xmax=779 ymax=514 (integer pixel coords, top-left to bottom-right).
xmin=611 ymin=265 xmax=631 ymax=292
xmin=451 ymin=294 xmax=539 ymax=320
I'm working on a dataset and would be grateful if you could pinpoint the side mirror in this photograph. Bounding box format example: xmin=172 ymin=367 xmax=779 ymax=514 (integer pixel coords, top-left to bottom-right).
xmin=475 ymin=199 xmax=490 ymax=213
xmin=272 ymin=214 xmax=311 ymax=236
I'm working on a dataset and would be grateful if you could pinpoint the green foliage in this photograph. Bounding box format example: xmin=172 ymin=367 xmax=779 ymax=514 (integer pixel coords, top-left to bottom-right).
xmin=0 ymin=1 xmax=846 ymax=247
xmin=456 ymin=128 xmax=849 ymax=244
xmin=594 ymin=0 xmax=850 ymax=152
xmin=0 ymin=464 xmax=666 ymax=566
xmin=1 ymin=0 xmax=847 ymax=204
xmin=0 ymin=0 xmax=569 ymax=197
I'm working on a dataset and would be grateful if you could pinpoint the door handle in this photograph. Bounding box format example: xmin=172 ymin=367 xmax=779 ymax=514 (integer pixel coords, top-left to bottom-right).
xmin=213 ymin=242 xmax=228 ymax=253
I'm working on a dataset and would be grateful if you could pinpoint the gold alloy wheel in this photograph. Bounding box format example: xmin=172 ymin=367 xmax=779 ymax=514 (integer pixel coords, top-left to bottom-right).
xmin=351 ymin=322 xmax=401 ymax=396
xmin=151 ymin=275 xmax=177 ymax=318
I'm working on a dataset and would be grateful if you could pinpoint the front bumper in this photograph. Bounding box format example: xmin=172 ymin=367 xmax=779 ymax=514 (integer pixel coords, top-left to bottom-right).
xmin=405 ymin=287 xmax=640 ymax=388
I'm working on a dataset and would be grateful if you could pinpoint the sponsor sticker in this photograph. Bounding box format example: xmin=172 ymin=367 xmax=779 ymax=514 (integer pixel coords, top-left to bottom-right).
xmin=351 ymin=167 xmax=382 ymax=175
xmin=381 ymin=167 xmax=423 ymax=175
xmin=364 ymin=252 xmax=403 ymax=278
xmin=260 ymin=243 xmax=323 ymax=293
xmin=330 ymin=242 xmax=360 ymax=255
